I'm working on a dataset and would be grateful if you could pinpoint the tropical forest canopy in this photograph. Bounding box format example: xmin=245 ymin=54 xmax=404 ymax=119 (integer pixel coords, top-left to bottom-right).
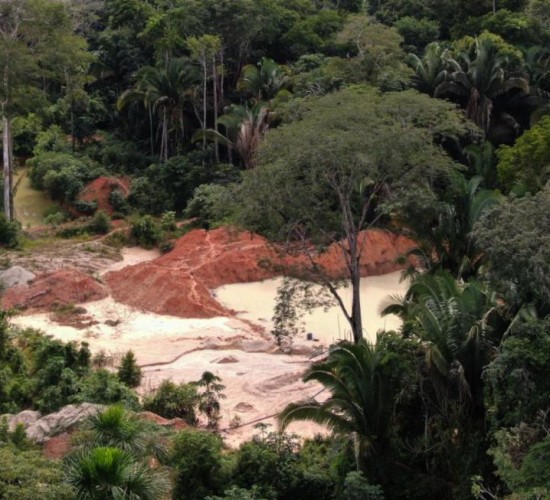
xmin=0 ymin=0 xmax=550 ymax=498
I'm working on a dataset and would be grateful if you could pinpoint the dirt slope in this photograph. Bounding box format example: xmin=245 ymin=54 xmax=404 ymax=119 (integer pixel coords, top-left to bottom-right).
xmin=106 ymin=227 xmax=415 ymax=318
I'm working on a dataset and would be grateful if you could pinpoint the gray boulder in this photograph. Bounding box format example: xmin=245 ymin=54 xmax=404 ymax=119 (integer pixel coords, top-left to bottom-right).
xmin=0 ymin=266 xmax=35 ymax=289
xmin=4 ymin=403 xmax=104 ymax=444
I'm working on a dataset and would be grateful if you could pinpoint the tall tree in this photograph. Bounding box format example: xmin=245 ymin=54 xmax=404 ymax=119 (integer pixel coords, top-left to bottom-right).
xmin=0 ymin=0 xmax=90 ymax=220
xmin=435 ymin=34 xmax=529 ymax=136
xmin=279 ymin=339 xmax=402 ymax=472
xmin=235 ymin=87 xmax=468 ymax=343
xmin=118 ymin=58 xmax=198 ymax=161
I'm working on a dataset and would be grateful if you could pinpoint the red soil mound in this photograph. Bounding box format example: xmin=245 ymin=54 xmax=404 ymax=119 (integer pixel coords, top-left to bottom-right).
xmin=2 ymin=269 xmax=108 ymax=310
xmin=77 ymin=176 xmax=130 ymax=215
xmin=106 ymin=227 xmax=415 ymax=319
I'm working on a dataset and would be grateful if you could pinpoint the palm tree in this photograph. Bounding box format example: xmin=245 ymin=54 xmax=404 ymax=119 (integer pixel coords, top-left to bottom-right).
xmin=382 ymin=271 xmax=498 ymax=415
xmin=78 ymin=405 xmax=166 ymax=461
xmin=238 ymin=57 xmax=289 ymax=103
xmin=401 ymin=175 xmax=501 ymax=280
xmin=406 ymin=42 xmax=449 ymax=96
xmin=65 ymin=446 xmax=170 ymax=499
xmin=193 ymin=371 xmax=226 ymax=429
xmin=435 ymin=36 xmax=529 ymax=134
xmin=279 ymin=340 xmax=396 ymax=470
xmin=118 ymin=58 xmax=198 ymax=161
xmin=192 ymin=103 xmax=269 ymax=169
xmin=463 ymin=141 xmax=498 ymax=189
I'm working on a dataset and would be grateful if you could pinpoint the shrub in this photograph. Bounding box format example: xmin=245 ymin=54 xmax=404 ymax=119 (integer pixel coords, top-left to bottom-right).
xmin=185 ymin=183 xmax=235 ymax=228
xmin=117 ymin=351 xmax=141 ymax=388
xmin=88 ymin=210 xmax=111 ymax=235
xmin=108 ymin=189 xmax=130 ymax=214
xmin=143 ymin=380 xmax=199 ymax=424
xmin=74 ymin=369 xmax=140 ymax=411
xmin=129 ymin=215 xmax=161 ymax=248
xmin=160 ymin=211 xmax=176 ymax=232
xmin=43 ymin=210 xmax=67 ymax=227
xmin=0 ymin=214 xmax=20 ymax=248
xmin=73 ymin=199 xmax=98 ymax=215
xmin=169 ymin=429 xmax=225 ymax=500
xmin=159 ymin=239 xmax=175 ymax=254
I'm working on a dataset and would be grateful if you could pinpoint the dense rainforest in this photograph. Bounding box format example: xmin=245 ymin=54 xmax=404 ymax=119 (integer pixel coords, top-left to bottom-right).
xmin=0 ymin=0 xmax=550 ymax=498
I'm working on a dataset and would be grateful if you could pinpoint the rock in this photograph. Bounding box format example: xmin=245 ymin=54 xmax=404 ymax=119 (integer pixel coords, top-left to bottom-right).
xmin=1 ymin=269 xmax=108 ymax=311
xmin=234 ymin=402 xmax=255 ymax=413
xmin=235 ymin=339 xmax=273 ymax=353
xmin=105 ymin=319 xmax=121 ymax=327
xmin=0 ymin=266 xmax=35 ymax=289
xmin=213 ymin=355 xmax=239 ymax=364
xmin=4 ymin=410 xmax=41 ymax=431
xmin=25 ymin=403 xmax=103 ymax=444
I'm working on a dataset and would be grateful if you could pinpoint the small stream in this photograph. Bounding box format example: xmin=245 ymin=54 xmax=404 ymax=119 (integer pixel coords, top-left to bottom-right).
xmin=13 ymin=168 xmax=56 ymax=227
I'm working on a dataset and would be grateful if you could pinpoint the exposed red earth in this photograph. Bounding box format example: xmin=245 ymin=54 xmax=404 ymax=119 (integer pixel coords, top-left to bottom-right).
xmin=77 ymin=176 xmax=130 ymax=215
xmin=2 ymin=269 xmax=108 ymax=311
xmin=3 ymin=226 xmax=415 ymax=316
xmin=105 ymin=226 xmax=415 ymax=318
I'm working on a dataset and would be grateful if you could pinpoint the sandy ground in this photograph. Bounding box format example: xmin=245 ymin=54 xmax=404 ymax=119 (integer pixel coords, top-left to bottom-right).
xmin=11 ymin=247 xmax=405 ymax=446
xmin=215 ymin=272 xmax=408 ymax=345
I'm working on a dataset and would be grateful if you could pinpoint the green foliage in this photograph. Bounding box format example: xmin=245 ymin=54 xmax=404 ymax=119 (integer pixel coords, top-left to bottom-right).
xmin=473 ymin=187 xmax=550 ymax=309
xmin=74 ymin=369 xmax=140 ymax=411
xmin=282 ymin=9 xmax=344 ymax=58
xmin=143 ymin=380 xmax=199 ymax=424
xmin=169 ymin=428 xmax=225 ymax=500
xmin=496 ymin=116 xmax=550 ymax=194
xmin=489 ymin=424 xmax=550 ymax=497
xmin=0 ymin=446 xmax=73 ymax=499
xmin=74 ymin=405 xmax=166 ymax=461
xmin=484 ymin=319 xmax=550 ymax=430
xmin=27 ymin=152 xmax=104 ymax=203
xmin=184 ymin=183 xmax=236 ymax=228
xmin=117 ymin=351 xmax=142 ymax=388
xmin=73 ymin=199 xmax=98 ymax=215
xmin=108 ymin=189 xmax=130 ymax=215
xmin=194 ymin=371 xmax=226 ymax=429
xmin=128 ymin=153 xmax=238 ymax=215
xmin=88 ymin=210 xmax=112 ymax=235
xmin=395 ymin=16 xmax=440 ymax=51
xmin=343 ymin=472 xmax=385 ymax=499
xmin=129 ymin=215 xmax=162 ymax=248
xmin=0 ymin=214 xmax=20 ymax=248
xmin=64 ymin=446 xmax=170 ymax=499
xmin=32 ymin=125 xmax=71 ymax=156
xmin=11 ymin=113 xmax=43 ymax=156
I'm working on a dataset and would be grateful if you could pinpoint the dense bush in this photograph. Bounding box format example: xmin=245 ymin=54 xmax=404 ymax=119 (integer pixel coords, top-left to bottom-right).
xmin=117 ymin=351 xmax=142 ymax=388
xmin=169 ymin=429 xmax=226 ymax=500
xmin=27 ymin=152 xmax=104 ymax=203
xmin=0 ymin=214 xmax=20 ymax=248
xmin=88 ymin=210 xmax=111 ymax=235
xmin=129 ymin=215 xmax=162 ymax=248
xmin=143 ymin=380 xmax=199 ymax=425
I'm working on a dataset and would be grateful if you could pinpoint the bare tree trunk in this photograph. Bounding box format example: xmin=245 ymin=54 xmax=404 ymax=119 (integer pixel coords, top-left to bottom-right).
xmin=212 ymin=53 xmax=219 ymax=162
xmin=202 ymin=55 xmax=207 ymax=151
xmin=3 ymin=115 xmax=12 ymax=220
xmin=8 ymin=119 xmax=13 ymax=218
xmin=349 ymin=232 xmax=363 ymax=343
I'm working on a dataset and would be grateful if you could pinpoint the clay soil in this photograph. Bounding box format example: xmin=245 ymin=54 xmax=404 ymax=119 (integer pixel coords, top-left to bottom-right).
xmin=9 ymin=226 xmax=414 ymax=445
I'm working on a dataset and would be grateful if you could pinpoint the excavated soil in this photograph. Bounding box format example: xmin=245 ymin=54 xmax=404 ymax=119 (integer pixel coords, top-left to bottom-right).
xmin=77 ymin=176 xmax=130 ymax=215
xmin=2 ymin=269 xmax=108 ymax=311
xmin=106 ymin=226 xmax=415 ymax=318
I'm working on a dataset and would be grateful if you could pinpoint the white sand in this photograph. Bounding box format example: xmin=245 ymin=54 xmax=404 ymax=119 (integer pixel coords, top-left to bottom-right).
xmin=10 ymin=247 xmax=407 ymax=445
xmin=215 ymin=271 xmax=408 ymax=344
